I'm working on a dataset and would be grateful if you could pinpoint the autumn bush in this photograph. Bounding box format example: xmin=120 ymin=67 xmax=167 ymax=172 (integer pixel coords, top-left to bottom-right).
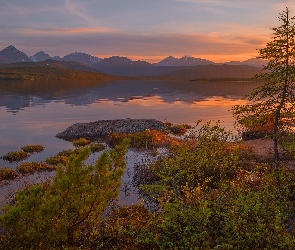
xmin=89 ymin=142 xmax=106 ymax=153
xmin=21 ymin=144 xmax=44 ymax=153
xmin=0 ymin=167 xmax=18 ymax=181
xmin=72 ymin=137 xmax=91 ymax=147
xmin=167 ymin=123 xmax=192 ymax=135
xmin=17 ymin=161 xmax=56 ymax=174
xmin=108 ymin=130 xmax=179 ymax=151
xmin=1 ymin=144 xmax=44 ymax=163
xmin=1 ymin=150 xmax=29 ymax=162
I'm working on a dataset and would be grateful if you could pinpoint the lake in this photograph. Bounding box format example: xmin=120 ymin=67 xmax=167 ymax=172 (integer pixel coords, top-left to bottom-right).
xmin=0 ymin=79 xmax=261 ymax=169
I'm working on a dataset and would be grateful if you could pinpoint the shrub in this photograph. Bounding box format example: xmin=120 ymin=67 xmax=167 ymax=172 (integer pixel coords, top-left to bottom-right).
xmin=0 ymin=167 xmax=18 ymax=181
xmin=89 ymin=204 xmax=154 ymax=249
xmin=56 ymin=149 xmax=77 ymax=157
xmin=137 ymin=122 xmax=295 ymax=249
xmin=45 ymin=149 xmax=79 ymax=166
xmin=108 ymin=130 xmax=177 ymax=151
xmin=45 ymin=155 xmax=69 ymax=166
xmin=168 ymin=124 xmax=192 ymax=135
xmin=0 ymin=139 xmax=130 ymax=249
xmin=17 ymin=162 xmax=56 ymax=174
xmin=1 ymin=150 xmax=29 ymax=163
xmin=142 ymin=124 xmax=247 ymax=193
xmin=89 ymin=143 xmax=105 ymax=153
xmin=72 ymin=138 xmax=91 ymax=147
xmin=108 ymin=133 xmax=130 ymax=148
xmin=21 ymin=145 xmax=44 ymax=153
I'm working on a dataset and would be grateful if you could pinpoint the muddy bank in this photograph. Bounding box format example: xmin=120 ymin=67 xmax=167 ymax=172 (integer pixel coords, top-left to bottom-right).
xmin=56 ymin=119 xmax=166 ymax=141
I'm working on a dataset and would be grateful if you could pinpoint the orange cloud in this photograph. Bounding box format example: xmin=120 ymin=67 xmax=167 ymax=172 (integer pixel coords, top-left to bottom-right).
xmin=20 ymin=27 xmax=116 ymax=36
xmin=6 ymin=25 xmax=270 ymax=62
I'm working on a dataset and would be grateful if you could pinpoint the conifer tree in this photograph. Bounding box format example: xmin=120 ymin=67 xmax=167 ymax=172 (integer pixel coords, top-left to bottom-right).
xmin=233 ymin=7 xmax=295 ymax=169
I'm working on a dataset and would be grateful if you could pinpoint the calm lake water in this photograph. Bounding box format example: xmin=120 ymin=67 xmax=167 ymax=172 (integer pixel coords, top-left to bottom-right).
xmin=0 ymin=79 xmax=261 ymax=169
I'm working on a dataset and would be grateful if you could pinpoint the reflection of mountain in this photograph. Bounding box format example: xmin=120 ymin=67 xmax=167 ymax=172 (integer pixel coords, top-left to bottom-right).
xmin=0 ymin=80 xmax=262 ymax=112
xmin=0 ymin=94 xmax=51 ymax=112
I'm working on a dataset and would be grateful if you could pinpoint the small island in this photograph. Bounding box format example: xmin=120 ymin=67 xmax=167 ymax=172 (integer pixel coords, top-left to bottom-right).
xmin=56 ymin=119 xmax=167 ymax=141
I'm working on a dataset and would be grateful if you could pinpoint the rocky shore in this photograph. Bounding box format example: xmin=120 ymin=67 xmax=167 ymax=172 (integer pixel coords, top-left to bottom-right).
xmin=56 ymin=119 xmax=166 ymax=141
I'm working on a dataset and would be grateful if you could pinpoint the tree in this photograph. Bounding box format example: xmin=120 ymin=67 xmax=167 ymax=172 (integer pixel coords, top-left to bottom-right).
xmin=233 ymin=7 xmax=295 ymax=169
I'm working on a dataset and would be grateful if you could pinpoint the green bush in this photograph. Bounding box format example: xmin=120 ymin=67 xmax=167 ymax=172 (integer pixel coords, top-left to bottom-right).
xmin=0 ymin=139 xmax=130 ymax=249
xmin=136 ymin=122 xmax=295 ymax=249
xmin=89 ymin=204 xmax=154 ymax=249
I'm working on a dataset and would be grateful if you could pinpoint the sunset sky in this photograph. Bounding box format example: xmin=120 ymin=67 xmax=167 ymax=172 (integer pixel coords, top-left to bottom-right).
xmin=1 ymin=0 xmax=294 ymax=63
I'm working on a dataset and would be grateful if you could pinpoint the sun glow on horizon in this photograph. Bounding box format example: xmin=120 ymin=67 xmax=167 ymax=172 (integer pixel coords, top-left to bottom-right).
xmin=93 ymin=53 xmax=261 ymax=64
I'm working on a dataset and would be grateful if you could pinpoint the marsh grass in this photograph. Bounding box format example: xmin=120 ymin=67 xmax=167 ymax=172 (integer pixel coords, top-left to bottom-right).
xmin=21 ymin=145 xmax=44 ymax=154
xmin=0 ymin=168 xmax=18 ymax=181
xmin=1 ymin=150 xmax=29 ymax=163
xmin=17 ymin=162 xmax=56 ymax=174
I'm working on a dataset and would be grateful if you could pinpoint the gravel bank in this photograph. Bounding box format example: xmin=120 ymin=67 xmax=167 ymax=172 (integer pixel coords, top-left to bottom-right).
xmin=56 ymin=119 xmax=166 ymax=141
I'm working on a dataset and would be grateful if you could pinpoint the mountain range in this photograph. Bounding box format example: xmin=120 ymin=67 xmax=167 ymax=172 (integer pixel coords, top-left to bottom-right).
xmin=0 ymin=45 xmax=266 ymax=67
xmin=0 ymin=45 xmax=264 ymax=78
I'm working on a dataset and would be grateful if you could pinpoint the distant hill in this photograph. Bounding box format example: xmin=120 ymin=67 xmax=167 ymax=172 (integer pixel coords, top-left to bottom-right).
xmin=156 ymin=56 xmax=215 ymax=66
xmin=2 ymin=59 xmax=95 ymax=72
xmin=0 ymin=45 xmax=31 ymax=63
xmin=224 ymin=58 xmax=266 ymax=68
xmin=164 ymin=64 xmax=261 ymax=80
xmin=0 ymin=60 xmax=123 ymax=81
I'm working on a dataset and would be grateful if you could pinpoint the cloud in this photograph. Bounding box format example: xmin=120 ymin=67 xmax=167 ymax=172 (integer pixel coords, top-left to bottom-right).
xmin=0 ymin=0 xmax=278 ymax=63
xmin=176 ymin=0 xmax=220 ymax=3
xmin=0 ymin=1 xmax=63 ymax=17
xmin=63 ymin=0 xmax=98 ymax=25
xmin=19 ymin=26 xmax=117 ymax=36
xmin=0 ymin=25 xmax=269 ymax=62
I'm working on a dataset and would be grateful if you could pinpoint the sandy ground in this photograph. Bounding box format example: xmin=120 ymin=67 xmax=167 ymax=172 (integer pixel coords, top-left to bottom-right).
xmin=241 ymin=138 xmax=274 ymax=160
xmin=241 ymin=138 xmax=295 ymax=170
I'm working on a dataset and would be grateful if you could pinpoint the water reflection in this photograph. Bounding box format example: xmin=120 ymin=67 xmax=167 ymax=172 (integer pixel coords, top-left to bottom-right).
xmin=0 ymin=80 xmax=261 ymax=112
xmin=0 ymin=79 xmax=263 ymax=208
xmin=0 ymin=79 xmax=261 ymax=168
